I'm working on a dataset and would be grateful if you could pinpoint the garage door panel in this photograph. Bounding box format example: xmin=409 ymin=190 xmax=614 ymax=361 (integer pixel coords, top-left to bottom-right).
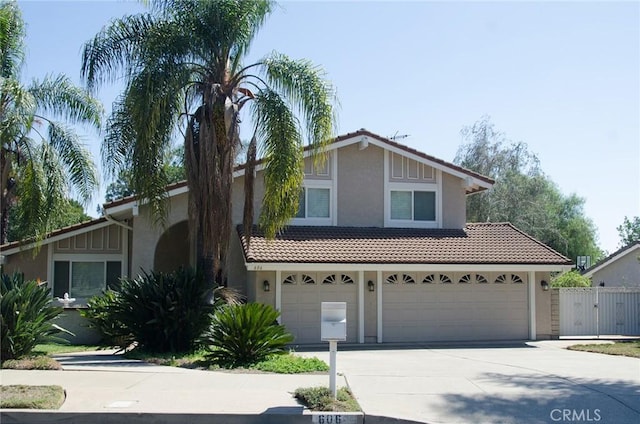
xmin=281 ymin=279 xmax=357 ymax=344
xmin=382 ymin=275 xmax=529 ymax=342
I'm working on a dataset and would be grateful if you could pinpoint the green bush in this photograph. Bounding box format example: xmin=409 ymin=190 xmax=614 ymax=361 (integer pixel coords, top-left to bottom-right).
xmin=201 ymin=302 xmax=294 ymax=368
xmin=98 ymin=267 xmax=214 ymax=353
xmin=251 ymin=354 xmax=329 ymax=373
xmin=0 ymin=271 xmax=67 ymax=361
xmin=294 ymin=386 xmax=360 ymax=412
xmin=80 ymin=290 xmax=130 ymax=347
xmin=552 ymin=270 xmax=591 ymax=287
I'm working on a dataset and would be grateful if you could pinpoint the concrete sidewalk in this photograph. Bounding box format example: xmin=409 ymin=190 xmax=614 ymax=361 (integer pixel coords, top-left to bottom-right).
xmin=2 ymin=340 xmax=639 ymax=424
xmin=1 ymin=350 xmax=364 ymax=424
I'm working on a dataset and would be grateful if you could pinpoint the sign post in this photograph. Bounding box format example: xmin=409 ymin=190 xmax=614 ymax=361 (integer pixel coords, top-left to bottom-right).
xmin=320 ymin=302 xmax=347 ymax=399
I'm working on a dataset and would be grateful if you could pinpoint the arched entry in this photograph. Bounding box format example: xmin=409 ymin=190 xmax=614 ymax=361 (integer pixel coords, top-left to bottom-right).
xmin=154 ymin=221 xmax=191 ymax=273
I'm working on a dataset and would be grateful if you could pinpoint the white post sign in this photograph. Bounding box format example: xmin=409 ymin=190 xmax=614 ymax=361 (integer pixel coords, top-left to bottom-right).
xmin=320 ymin=302 xmax=347 ymax=399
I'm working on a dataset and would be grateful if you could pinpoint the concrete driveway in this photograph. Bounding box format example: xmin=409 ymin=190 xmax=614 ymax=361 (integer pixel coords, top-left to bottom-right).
xmin=298 ymin=340 xmax=640 ymax=424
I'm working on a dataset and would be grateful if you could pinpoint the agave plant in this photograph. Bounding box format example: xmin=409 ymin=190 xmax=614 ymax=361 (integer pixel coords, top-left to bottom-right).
xmin=201 ymin=302 xmax=294 ymax=368
xmin=0 ymin=270 xmax=68 ymax=360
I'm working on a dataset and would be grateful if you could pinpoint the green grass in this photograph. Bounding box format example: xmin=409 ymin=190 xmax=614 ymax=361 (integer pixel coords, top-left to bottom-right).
xmin=124 ymin=349 xmax=329 ymax=373
xmin=31 ymin=343 xmax=102 ymax=356
xmin=1 ymin=385 xmax=65 ymax=409
xmin=294 ymin=386 xmax=361 ymax=412
xmin=250 ymin=354 xmax=329 ymax=373
xmin=567 ymin=341 xmax=640 ymax=358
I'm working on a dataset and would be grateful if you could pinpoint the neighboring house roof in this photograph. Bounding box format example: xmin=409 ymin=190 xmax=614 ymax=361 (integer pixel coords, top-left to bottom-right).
xmin=0 ymin=217 xmax=109 ymax=255
xmin=582 ymin=241 xmax=640 ymax=278
xmin=238 ymin=222 xmax=572 ymax=266
xmin=102 ymin=129 xmax=495 ymax=212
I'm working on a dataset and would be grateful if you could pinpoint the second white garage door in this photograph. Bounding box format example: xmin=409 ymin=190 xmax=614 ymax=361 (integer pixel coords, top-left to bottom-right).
xmin=280 ymin=272 xmax=358 ymax=344
xmin=382 ymin=272 xmax=529 ymax=342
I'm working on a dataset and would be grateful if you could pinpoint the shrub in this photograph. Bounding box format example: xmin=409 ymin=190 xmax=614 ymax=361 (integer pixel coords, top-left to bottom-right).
xmin=101 ymin=267 xmax=214 ymax=353
xmin=552 ymin=270 xmax=591 ymax=288
xmin=294 ymin=386 xmax=360 ymax=412
xmin=201 ymin=302 xmax=293 ymax=368
xmin=0 ymin=271 xmax=67 ymax=361
xmin=251 ymin=354 xmax=329 ymax=373
xmin=80 ymin=290 xmax=130 ymax=347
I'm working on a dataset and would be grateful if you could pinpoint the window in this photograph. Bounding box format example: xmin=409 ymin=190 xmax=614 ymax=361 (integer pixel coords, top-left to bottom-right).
xmin=390 ymin=190 xmax=435 ymax=221
xmin=295 ymin=186 xmax=331 ymax=221
xmin=54 ymin=260 xmax=121 ymax=299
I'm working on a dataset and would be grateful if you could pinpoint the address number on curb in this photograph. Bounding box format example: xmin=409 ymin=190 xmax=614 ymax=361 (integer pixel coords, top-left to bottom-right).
xmin=312 ymin=414 xmax=357 ymax=424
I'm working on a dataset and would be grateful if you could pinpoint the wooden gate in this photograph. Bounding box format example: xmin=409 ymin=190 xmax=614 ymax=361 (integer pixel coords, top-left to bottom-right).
xmin=559 ymin=287 xmax=640 ymax=336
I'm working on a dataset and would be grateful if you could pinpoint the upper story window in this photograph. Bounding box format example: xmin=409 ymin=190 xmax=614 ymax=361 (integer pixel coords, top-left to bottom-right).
xmin=390 ymin=190 xmax=436 ymax=221
xmin=386 ymin=152 xmax=441 ymax=228
xmin=297 ymin=187 xmax=330 ymax=218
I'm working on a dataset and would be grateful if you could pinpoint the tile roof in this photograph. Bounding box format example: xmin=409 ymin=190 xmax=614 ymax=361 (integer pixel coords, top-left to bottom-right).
xmin=238 ymin=223 xmax=572 ymax=265
xmin=582 ymin=241 xmax=640 ymax=277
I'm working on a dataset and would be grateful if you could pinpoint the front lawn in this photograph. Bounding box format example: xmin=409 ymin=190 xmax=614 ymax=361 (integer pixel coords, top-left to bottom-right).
xmin=1 ymin=385 xmax=65 ymax=409
xmin=567 ymin=340 xmax=640 ymax=358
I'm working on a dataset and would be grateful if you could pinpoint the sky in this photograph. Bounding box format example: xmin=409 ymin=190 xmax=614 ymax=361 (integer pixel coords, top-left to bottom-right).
xmin=16 ymin=0 xmax=640 ymax=256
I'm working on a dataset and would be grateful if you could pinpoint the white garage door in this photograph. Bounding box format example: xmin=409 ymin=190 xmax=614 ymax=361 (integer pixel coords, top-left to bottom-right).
xmin=382 ymin=272 xmax=528 ymax=342
xmin=281 ymin=273 xmax=358 ymax=344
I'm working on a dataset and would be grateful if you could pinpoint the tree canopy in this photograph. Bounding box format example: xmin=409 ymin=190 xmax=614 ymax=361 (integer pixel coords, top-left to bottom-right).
xmin=454 ymin=116 xmax=603 ymax=263
xmin=0 ymin=0 xmax=101 ymax=244
xmin=616 ymin=216 xmax=640 ymax=248
xmin=81 ymin=0 xmax=336 ymax=284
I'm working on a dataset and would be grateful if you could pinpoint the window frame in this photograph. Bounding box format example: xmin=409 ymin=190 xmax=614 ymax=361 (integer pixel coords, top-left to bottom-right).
xmin=386 ymin=182 xmax=441 ymax=228
xmin=290 ymin=179 xmax=335 ymax=226
xmin=51 ymin=254 xmax=124 ymax=304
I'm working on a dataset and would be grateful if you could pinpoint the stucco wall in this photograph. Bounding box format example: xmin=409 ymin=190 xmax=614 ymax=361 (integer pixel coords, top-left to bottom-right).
xmin=535 ymin=271 xmax=553 ymax=339
xmin=131 ymin=191 xmax=190 ymax=275
xmin=590 ymin=250 xmax=640 ymax=287
xmin=55 ymin=309 xmax=101 ymax=345
xmin=2 ymin=245 xmax=48 ymax=282
xmin=441 ymin=172 xmax=466 ymax=228
xmin=337 ymin=144 xmax=385 ymax=227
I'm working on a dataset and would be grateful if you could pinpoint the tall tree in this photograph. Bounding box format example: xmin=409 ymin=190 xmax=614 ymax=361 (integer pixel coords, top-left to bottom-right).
xmin=0 ymin=0 xmax=101 ymax=244
xmin=455 ymin=116 xmax=603 ymax=263
xmin=616 ymin=216 xmax=640 ymax=247
xmin=81 ymin=0 xmax=336 ymax=285
xmin=7 ymin=198 xmax=90 ymax=242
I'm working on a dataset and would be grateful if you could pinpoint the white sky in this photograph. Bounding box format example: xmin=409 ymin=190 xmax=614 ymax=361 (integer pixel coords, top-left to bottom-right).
xmin=18 ymin=0 xmax=640 ymax=256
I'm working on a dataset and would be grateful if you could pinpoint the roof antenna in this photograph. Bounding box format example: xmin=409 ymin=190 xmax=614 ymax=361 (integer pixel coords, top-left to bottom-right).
xmin=389 ymin=131 xmax=410 ymax=140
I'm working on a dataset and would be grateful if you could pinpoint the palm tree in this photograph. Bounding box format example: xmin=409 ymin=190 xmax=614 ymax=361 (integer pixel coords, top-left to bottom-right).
xmin=81 ymin=0 xmax=336 ymax=285
xmin=0 ymin=0 xmax=102 ymax=244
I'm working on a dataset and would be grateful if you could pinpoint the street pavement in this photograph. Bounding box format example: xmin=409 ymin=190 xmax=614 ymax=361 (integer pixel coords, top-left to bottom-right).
xmin=1 ymin=340 xmax=639 ymax=423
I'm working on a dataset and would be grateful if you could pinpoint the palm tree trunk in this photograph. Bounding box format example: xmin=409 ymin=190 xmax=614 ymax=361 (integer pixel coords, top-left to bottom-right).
xmin=185 ymin=92 xmax=238 ymax=287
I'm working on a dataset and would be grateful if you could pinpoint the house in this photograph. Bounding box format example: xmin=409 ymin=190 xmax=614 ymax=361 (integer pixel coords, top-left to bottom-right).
xmin=0 ymin=129 xmax=573 ymax=344
xmin=582 ymin=241 xmax=640 ymax=287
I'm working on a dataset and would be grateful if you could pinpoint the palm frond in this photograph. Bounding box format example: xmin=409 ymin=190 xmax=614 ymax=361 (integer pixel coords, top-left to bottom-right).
xmin=28 ymin=74 xmax=103 ymax=129
xmin=252 ymin=88 xmax=304 ymax=238
xmin=262 ymin=52 xmax=336 ymax=151
xmin=0 ymin=0 xmax=25 ymax=79
xmin=46 ymin=122 xmax=98 ymax=202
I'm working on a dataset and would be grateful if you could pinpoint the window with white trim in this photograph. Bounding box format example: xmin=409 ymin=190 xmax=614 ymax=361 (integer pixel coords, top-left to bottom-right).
xmin=296 ymin=187 xmax=330 ymax=218
xmin=53 ymin=260 xmax=121 ymax=299
xmin=390 ymin=190 xmax=436 ymax=222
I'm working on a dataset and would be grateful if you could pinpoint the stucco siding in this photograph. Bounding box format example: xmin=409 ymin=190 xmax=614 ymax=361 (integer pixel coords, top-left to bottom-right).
xmin=3 ymin=245 xmax=48 ymax=282
xmin=337 ymin=143 xmax=384 ymax=227
xmin=131 ymin=191 xmax=190 ymax=276
xmin=231 ymin=172 xmax=266 ymax=225
xmin=591 ymin=252 xmax=640 ymax=287
xmin=535 ymin=271 xmax=553 ymax=339
xmin=442 ymin=172 xmax=466 ymax=229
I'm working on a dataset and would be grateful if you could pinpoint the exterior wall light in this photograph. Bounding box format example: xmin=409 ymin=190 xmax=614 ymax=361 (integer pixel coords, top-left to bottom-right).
xmin=263 ymin=280 xmax=270 ymax=292
xmin=368 ymin=280 xmax=375 ymax=292
xmin=540 ymin=280 xmax=549 ymax=291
